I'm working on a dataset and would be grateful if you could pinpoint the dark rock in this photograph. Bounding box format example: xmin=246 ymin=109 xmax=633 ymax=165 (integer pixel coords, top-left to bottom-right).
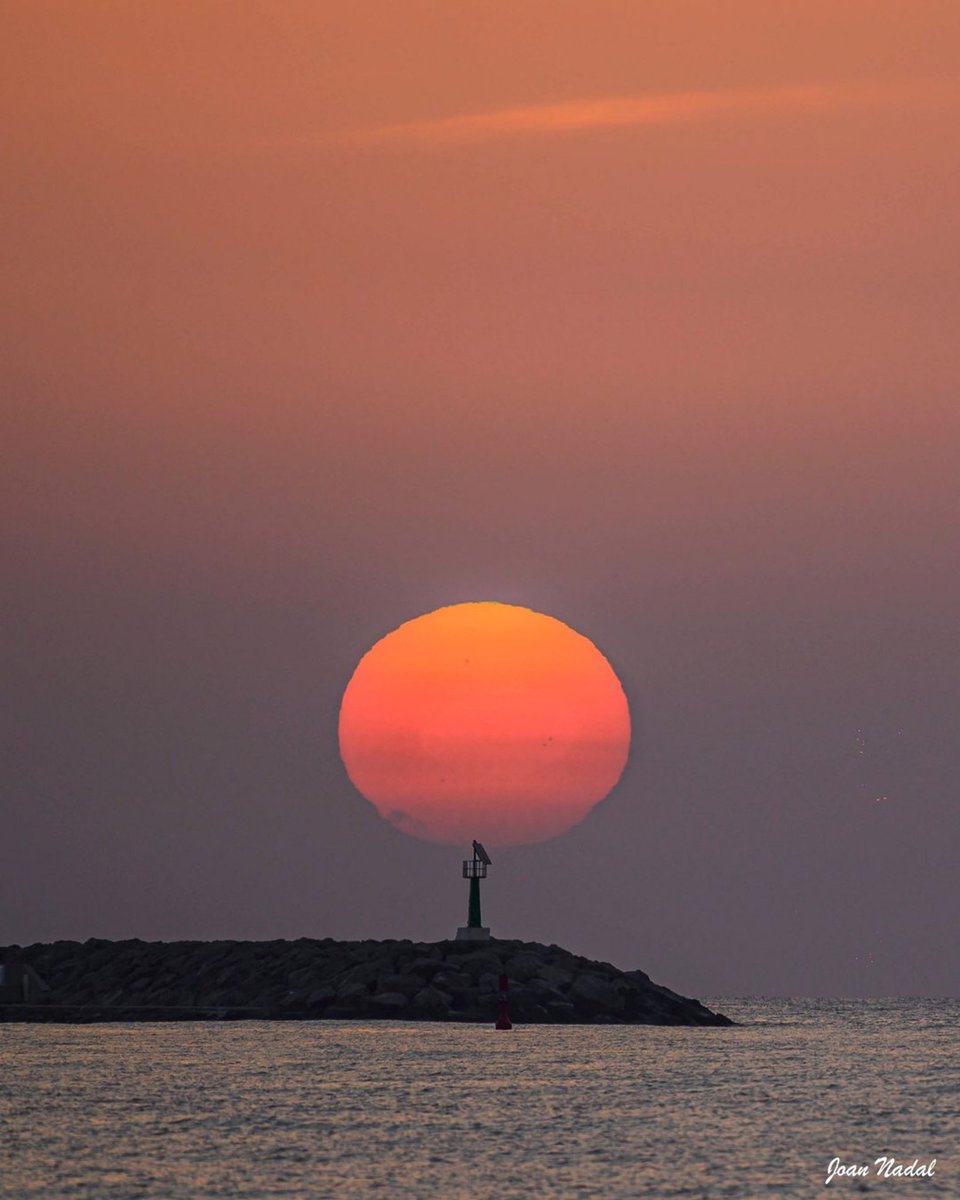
xmin=527 ymin=978 xmax=567 ymax=1004
xmin=431 ymin=970 xmax=473 ymax=995
xmin=333 ymin=962 xmax=381 ymax=991
xmin=370 ymin=992 xmax=408 ymax=1012
xmin=375 ymin=973 xmax=424 ymax=999
xmin=336 ymin=981 xmax=370 ymax=1004
xmin=538 ymin=963 xmax=574 ymax=987
xmin=509 ymin=994 xmax=549 ymax=1022
xmin=569 ymin=973 xmax=625 ymax=1014
xmin=452 ymin=950 xmax=503 ymax=977
xmin=289 ymin=966 xmax=319 ymax=990
xmin=1 ymin=937 xmax=733 ymax=1026
xmin=407 ymin=958 xmax=446 ymax=979
xmin=504 ymin=953 xmax=543 ymax=982
xmin=410 ymin=986 xmax=452 ymax=1017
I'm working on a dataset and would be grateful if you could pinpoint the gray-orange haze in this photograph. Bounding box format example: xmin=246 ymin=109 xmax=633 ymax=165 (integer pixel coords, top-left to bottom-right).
xmin=2 ymin=1 xmax=958 ymax=996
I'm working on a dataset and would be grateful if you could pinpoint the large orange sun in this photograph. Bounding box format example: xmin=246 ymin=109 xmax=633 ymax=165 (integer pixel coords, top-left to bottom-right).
xmin=338 ymin=602 xmax=631 ymax=846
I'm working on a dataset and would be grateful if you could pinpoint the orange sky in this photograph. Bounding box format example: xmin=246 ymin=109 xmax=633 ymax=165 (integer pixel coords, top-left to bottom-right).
xmin=4 ymin=1 xmax=958 ymax=589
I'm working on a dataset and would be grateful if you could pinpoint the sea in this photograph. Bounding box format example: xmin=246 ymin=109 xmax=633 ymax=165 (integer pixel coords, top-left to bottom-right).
xmin=1 ymin=999 xmax=956 ymax=1199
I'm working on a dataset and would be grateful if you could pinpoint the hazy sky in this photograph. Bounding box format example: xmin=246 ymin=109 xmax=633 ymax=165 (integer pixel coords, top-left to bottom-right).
xmin=3 ymin=1 xmax=958 ymax=997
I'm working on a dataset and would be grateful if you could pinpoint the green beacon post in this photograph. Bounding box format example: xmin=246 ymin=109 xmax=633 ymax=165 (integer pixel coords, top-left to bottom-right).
xmin=456 ymin=840 xmax=492 ymax=942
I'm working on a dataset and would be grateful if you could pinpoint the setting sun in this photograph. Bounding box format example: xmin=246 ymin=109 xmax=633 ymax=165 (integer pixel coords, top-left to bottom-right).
xmin=338 ymin=602 xmax=631 ymax=846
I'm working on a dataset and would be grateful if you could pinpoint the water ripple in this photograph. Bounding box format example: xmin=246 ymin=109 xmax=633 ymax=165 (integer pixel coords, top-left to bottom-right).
xmin=0 ymin=999 xmax=956 ymax=1198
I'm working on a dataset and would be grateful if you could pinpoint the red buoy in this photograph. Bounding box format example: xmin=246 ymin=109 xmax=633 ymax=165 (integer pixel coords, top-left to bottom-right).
xmin=495 ymin=972 xmax=512 ymax=1030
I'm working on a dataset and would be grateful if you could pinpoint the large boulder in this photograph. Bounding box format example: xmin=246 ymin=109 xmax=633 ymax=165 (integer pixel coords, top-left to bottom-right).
xmin=336 ymin=980 xmax=370 ymax=1004
xmin=527 ymin=978 xmax=567 ymax=1004
xmin=406 ymin=958 xmax=446 ymax=979
xmin=376 ymin=973 xmax=424 ymax=999
xmin=411 ymin=986 xmax=452 ymax=1017
xmin=333 ymin=961 xmax=382 ymax=991
xmin=569 ymin=973 xmax=625 ymax=1015
xmin=450 ymin=949 xmax=504 ymax=977
xmin=504 ymin=952 xmax=544 ymax=982
xmin=477 ymin=972 xmax=501 ymax=995
xmin=507 ymin=991 xmax=549 ymax=1022
xmin=431 ymin=970 xmax=473 ymax=995
xmin=538 ymin=963 xmax=573 ymax=988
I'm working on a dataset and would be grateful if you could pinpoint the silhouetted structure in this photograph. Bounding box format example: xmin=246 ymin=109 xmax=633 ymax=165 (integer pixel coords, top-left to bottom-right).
xmin=0 ymin=952 xmax=50 ymax=1004
xmin=456 ymin=840 xmax=492 ymax=941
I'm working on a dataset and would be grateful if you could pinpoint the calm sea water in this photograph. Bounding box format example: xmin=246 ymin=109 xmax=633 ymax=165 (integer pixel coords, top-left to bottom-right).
xmin=1 ymin=999 xmax=957 ymax=1199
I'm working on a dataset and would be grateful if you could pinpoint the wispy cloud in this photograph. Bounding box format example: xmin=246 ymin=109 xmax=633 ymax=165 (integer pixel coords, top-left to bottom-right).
xmin=332 ymin=78 xmax=958 ymax=148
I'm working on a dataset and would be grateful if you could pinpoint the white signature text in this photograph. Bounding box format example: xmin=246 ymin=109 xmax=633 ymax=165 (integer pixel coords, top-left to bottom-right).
xmin=825 ymin=1157 xmax=936 ymax=1186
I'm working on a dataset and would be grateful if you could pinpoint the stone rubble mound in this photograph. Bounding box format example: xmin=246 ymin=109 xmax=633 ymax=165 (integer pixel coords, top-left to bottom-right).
xmin=2 ymin=937 xmax=733 ymax=1025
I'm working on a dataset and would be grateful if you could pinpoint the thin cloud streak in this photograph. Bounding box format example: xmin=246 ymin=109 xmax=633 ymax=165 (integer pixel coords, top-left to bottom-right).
xmin=334 ymin=78 xmax=959 ymax=148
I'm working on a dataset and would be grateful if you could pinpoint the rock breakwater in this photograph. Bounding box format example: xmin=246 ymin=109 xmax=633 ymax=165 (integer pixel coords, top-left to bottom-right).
xmin=2 ymin=937 xmax=732 ymax=1025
